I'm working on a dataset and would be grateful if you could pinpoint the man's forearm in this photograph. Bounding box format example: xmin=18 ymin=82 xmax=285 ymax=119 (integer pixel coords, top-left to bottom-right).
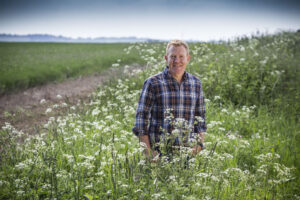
xmin=139 ymin=135 xmax=153 ymax=157
xmin=198 ymin=132 xmax=205 ymax=144
xmin=193 ymin=132 xmax=205 ymax=154
xmin=139 ymin=135 xmax=151 ymax=150
xmin=138 ymin=135 xmax=159 ymax=161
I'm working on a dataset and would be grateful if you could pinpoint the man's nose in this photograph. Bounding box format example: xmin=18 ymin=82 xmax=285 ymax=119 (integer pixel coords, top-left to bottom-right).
xmin=173 ymin=57 xmax=180 ymax=63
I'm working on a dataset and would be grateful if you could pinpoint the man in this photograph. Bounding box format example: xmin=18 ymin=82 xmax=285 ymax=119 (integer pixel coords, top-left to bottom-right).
xmin=132 ymin=40 xmax=206 ymax=161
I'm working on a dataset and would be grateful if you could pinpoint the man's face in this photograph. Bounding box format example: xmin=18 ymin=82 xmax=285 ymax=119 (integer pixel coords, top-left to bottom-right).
xmin=164 ymin=45 xmax=190 ymax=78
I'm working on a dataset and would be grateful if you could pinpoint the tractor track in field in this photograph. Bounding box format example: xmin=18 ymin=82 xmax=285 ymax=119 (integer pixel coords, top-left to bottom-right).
xmin=0 ymin=65 xmax=142 ymax=134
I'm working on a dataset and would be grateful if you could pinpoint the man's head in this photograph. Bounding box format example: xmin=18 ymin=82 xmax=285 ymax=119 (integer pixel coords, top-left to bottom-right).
xmin=165 ymin=40 xmax=189 ymax=56
xmin=164 ymin=40 xmax=191 ymax=82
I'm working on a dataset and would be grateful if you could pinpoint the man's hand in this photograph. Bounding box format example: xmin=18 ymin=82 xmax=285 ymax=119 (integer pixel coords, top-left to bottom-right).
xmin=192 ymin=145 xmax=202 ymax=155
xmin=192 ymin=132 xmax=205 ymax=155
xmin=139 ymin=135 xmax=159 ymax=162
xmin=145 ymin=149 xmax=159 ymax=162
xmin=199 ymin=132 xmax=205 ymax=144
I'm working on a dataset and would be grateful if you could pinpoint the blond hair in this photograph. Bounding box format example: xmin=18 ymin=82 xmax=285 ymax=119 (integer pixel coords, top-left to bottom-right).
xmin=166 ymin=40 xmax=189 ymax=55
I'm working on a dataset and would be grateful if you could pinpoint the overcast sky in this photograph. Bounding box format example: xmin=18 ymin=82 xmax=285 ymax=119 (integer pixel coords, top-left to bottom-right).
xmin=1 ymin=0 xmax=300 ymax=41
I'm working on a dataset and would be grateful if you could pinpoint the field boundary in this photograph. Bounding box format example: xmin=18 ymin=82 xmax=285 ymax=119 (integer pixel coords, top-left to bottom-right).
xmin=0 ymin=64 xmax=143 ymax=133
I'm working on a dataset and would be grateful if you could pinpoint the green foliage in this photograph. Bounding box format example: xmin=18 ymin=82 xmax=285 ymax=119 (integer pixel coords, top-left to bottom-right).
xmin=0 ymin=42 xmax=152 ymax=94
xmin=188 ymin=32 xmax=300 ymax=116
xmin=0 ymin=32 xmax=299 ymax=199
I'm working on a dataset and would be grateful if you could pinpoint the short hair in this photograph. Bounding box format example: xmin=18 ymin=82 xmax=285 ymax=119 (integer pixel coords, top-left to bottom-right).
xmin=166 ymin=40 xmax=189 ymax=55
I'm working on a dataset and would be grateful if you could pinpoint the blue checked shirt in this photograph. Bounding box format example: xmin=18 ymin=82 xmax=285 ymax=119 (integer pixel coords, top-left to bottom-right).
xmin=133 ymin=66 xmax=206 ymax=146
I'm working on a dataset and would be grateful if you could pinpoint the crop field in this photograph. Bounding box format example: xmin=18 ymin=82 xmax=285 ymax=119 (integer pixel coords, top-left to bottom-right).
xmin=0 ymin=32 xmax=300 ymax=199
xmin=0 ymin=42 xmax=153 ymax=94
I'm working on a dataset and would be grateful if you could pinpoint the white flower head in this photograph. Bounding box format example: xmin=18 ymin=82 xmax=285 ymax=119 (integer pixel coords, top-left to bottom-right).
xmin=214 ymin=96 xmax=221 ymax=100
xmin=112 ymin=63 xmax=120 ymax=67
xmin=45 ymin=108 xmax=52 ymax=114
xmin=195 ymin=116 xmax=204 ymax=122
xmin=91 ymin=107 xmax=100 ymax=116
xmin=40 ymin=99 xmax=46 ymax=104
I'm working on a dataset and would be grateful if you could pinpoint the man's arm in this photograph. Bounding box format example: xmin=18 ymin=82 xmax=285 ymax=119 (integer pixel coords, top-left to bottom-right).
xmin=198 ymin=131 xmax=205 ymax=144
xmin=192 ymin=132 xmax=205 ymax=154
xmin=132 ymin=79 xmax=154 ymax=136
xmin=193 ymin=81 xmax=207 ymax=154
xmin=132 ymin=79 xmax=158 ymax=160
xmin=139 ymin=135 xmax=158 ymax=160
xmin=195 ymin=80 xmax=207 ymax=131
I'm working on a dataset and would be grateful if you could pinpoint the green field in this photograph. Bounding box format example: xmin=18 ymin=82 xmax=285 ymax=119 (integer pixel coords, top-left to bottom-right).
xmin=0 ymin=32 xmax=299 ymax=199
xmin=0 ymin=42 xmax=156 ymax=94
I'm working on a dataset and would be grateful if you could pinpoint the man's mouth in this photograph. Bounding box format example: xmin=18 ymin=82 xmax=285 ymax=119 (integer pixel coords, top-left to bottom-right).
xmin=174 ymin=65 xmax=183 ymax=68
xmin=173 ymin=64 xmax=182 ymax=67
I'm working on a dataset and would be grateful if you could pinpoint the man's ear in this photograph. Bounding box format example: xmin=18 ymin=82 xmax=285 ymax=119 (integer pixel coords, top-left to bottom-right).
xmin=164 ymin=55 xmax=168 ymax=62
xmin=187 ymin=55 xmax=191 ymax=62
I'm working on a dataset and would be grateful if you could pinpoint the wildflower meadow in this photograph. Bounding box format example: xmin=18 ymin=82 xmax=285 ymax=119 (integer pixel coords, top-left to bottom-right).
xmin=0 ymin=31 xmax=299 ymax=199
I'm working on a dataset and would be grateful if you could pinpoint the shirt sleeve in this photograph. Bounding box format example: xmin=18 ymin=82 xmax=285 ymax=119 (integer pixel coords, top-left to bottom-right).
xmin=194 ymin=81 xmax=207 ymax=133
xmin=132 ymin=79 xmax=155 ymax=136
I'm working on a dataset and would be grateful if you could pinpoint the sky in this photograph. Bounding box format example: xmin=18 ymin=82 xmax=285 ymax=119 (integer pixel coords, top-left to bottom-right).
xmin=0 ymin=0 xmax=300 ymax=41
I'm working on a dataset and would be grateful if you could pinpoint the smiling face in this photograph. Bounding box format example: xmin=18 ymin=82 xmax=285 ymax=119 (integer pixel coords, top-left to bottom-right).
xmin=164 ymin=45 xmax=190 ymax=82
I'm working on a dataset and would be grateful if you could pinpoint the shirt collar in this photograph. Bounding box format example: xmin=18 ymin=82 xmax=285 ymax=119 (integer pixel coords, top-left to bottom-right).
xmin=164 ymin=66 xmax=188 ymax=82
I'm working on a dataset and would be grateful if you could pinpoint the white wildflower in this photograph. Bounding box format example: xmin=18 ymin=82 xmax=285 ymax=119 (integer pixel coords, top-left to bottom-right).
xmin=211 ymin=175 xmax=219 ymax=182
xmin=214 ymin=96 xmax=221 ymax=100
xmin=96 ymin=171 xmax=104 ymax=176
xmin=112 ymin=63 xmax=120 ymax=67
xmin=223 ymin=153 xmax=234 ymax=159
xmin=218 ymin=127 xmax=225 ymax=132
xmin=45 ymin=108 xmax=52 ymax=114
xmin=40 ymin=99 xmax=46 ymax=104
xmin=105 ymin=115 xmax=113 ymax=120
xmin=227 ymin=134 xmax=236 ymax=140
xmin=135 ymin=189 xmax=142 ymax=193
xmin=91 ymin=107 xmax=100 ymax=116
xmin=221 ymin=108 xmax=228 ymax=113
xmin=138 ymin=160 xmax=146 ymax=166
xmin=15 ymin=162 xmax=27 ymax=170
xmin=17 ymin=190 xmax=25 ymax=196
xmin=169 ymin=175 xmax=176 ymax=181
xmin=61 ymin=102 xmax=68 ymax=107
xmin=196 ymin=172 xmax=210 ymax=178
xmin=195 ymin=116 xmax=204 ymax=122
xmin=152 ymin=193 xmax=161 ymax=199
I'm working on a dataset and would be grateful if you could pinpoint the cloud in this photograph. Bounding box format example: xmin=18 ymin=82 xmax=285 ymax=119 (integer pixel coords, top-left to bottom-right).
xmin=0 ymin=0 xmax=299 ymax=40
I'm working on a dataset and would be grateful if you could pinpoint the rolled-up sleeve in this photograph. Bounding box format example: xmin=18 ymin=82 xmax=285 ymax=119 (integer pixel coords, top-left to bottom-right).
xmin=132 ymin=79 xmax=155 ymax=136
xmin=194 ymin=82 xmax=207 ymax=133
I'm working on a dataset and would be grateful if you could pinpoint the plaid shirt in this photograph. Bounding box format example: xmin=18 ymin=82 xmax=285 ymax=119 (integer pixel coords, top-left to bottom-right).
xmin=133 ymin=66 xmax=206 ymax=146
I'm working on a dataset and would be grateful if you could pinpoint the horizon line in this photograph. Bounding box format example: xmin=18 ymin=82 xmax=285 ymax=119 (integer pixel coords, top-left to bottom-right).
xmin=0 ymin=30 xmax=298 ymax=43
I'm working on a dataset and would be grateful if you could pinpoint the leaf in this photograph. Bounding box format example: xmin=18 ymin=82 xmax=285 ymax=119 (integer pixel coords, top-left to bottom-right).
xmin=84 ymin=193 xmax=93 ymax=200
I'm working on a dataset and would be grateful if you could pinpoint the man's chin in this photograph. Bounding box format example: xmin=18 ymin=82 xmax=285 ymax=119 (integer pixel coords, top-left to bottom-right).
xmin=174 ymin=68 xmax=184 ymax=74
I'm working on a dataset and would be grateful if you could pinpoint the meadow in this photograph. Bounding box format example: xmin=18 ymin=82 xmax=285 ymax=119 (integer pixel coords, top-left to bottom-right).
xmin=0 ymin=42 xmax=151 ymax=95
xmin=0 ymin=32 xmax=299 ymax=199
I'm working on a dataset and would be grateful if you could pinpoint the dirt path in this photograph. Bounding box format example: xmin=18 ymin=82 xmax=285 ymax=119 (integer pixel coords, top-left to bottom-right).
xmin=0 ymin=65 xmax=141 ymax=133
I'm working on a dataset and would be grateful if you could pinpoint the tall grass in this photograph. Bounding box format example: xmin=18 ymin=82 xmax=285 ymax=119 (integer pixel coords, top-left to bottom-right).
xmin=0 ymin=32 xmax=299 ymax=199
